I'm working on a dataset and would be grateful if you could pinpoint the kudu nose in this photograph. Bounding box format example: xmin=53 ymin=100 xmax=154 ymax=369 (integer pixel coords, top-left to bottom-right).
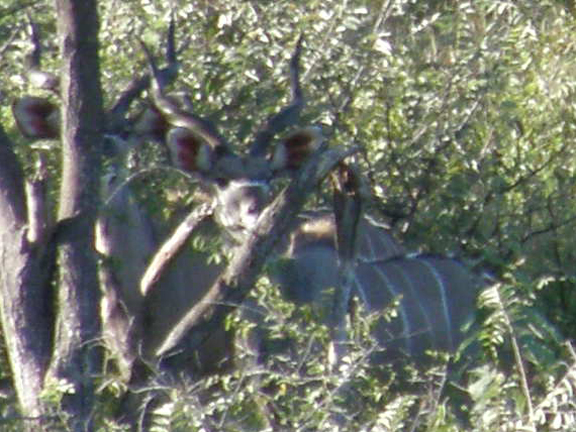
xmin=240 ymin=199 xmax=263 ymax=230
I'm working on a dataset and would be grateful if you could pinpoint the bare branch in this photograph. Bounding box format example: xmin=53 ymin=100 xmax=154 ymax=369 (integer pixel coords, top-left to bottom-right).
xmin=156 ymin=144 xmax=359 ymax=368
xmin=328 ymin=164 xmax=365 ymax=366
xmin=140 ymin=202 xmax=215 ymax=296
xmin=24 ymin=15 xmax=59 ymax=92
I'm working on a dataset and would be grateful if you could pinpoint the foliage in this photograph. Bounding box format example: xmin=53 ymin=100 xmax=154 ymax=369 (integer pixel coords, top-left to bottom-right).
xmin=2 ymin=0 xmax=576 ymax=430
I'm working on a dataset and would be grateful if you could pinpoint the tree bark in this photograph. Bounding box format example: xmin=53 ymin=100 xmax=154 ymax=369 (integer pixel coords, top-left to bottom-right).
xmin=157 ymin=145 xmax=359 ymax=370
xmin=329 ymin=164 xmax=364 ymax=367
xmin=47 ymin=1 xmax=105 ymax=431
xmin=140 ymin=202 xmax=215 ymax=297
xmin=0 ymin=126 xmax=53 ymax=430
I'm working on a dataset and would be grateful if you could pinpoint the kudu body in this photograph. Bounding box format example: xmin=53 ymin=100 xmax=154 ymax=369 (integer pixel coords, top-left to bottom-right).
xmin=12 ymin=24 xmax=479 ymax=382
xmin=276 ymin=214 xmax=478 ymax=361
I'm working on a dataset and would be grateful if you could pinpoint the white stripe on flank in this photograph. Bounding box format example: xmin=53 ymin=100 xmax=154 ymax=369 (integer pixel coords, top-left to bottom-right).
xmin=364 ymin=233 xmax=377 ymax=260
xmin=372 ymin=264 xmax=412 ymax=354
xmin=391 ymin=258 xmax=435 ymax=350
xmin=420 ymin=258 xmax=453 ymax=350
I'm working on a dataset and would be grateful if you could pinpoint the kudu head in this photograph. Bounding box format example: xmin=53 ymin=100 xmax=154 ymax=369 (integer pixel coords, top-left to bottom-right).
xmin=139 ymin=36 xmax=324 ymax=247
xmin=140 ymin=34 xmax=481 ymax=370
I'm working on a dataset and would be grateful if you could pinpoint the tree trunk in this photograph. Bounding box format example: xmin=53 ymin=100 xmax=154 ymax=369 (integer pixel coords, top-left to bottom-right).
xmin=47 ymin=1 xmax=105 ymax=431
xmin=0 ymin=127 xmax=53 ymax=431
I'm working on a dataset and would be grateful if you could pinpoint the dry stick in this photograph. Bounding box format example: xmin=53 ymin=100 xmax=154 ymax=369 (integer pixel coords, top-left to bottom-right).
xmin=140 ymin=202 xmax=215 ymax=296
xmin=493 ymin=282 xmax=535 ymax=430
xmin=157 ymin=145 xmax=358 ymax=370
xmin=533 ymin=341 xmax=576 ymax=420
xmin=329 ymin=163 xmax=364 ymax=367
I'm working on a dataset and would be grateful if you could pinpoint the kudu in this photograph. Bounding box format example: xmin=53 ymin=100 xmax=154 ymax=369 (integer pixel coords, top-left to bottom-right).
xmin=135 ymin=35 xmax=480 ymax=367
xmin=275 ymin=226 xmax=478 ymax=362
xmin=12 ymin=22 xmax=479 ymax=383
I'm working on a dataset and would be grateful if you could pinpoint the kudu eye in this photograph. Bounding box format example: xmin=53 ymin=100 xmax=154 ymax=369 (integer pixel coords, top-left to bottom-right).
xmin=246 ymin=200 xmax=260 ymax=215
xmin=215 ymin=177 xmax=229 ymax=188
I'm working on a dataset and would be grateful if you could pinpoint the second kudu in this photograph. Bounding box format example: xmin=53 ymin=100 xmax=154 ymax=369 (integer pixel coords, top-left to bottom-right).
xmin=12 ymin=23 xmax=480 ymax=381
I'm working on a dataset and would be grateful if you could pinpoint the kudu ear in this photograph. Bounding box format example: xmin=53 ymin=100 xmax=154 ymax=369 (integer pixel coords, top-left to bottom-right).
xmin=270 ymin=126 xmax=322 ymax=172
xmin=167 ymin=127 xmax=213 ymax=173
xmin=12 ymin=96 xmax=59 ymax=140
